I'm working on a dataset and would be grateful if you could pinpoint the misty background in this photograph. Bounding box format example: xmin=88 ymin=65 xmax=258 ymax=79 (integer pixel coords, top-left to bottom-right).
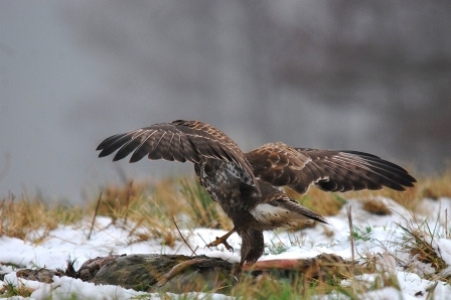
xmin=1 ymin=1 xmax=450 ymax=204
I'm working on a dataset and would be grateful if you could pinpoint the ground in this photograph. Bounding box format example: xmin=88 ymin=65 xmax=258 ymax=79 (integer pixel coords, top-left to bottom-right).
xmin=1 ymin=179 xmax=451 ymax=299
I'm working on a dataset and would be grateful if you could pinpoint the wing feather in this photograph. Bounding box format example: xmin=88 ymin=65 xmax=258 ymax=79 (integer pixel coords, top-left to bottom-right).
xmin=246 ymin=142 xmax=416 ymax=194
xmin=128 ymin=130 xmax=157 ymax=162
xmin=97 ymin=132 xmax=137 ymax=157
xmin=327 ymin=156 xmax=404 ymax=191
xmin=97 ymin=120 xmax=255 ymax=183
xmin=112 ymin=130 xmax=148 ymax=161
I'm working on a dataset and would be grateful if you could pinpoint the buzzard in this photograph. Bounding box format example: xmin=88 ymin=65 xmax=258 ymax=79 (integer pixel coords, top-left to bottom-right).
xmin=97 ymin=120 xmax=416 ymax=267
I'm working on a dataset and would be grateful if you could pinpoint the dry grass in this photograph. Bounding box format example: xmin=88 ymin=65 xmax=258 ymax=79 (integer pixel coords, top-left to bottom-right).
xmin=96 ymin=179 xmax=181 ymax=222
xmin=0 ymin=281 xmax=33 ymax=298
xmin=0 ymin=194 xmax=83 ymax=242
xmin=404 ymin=228 xmax=447 ymax=272
xmin=398 ymin=220 xmax=450 ymax=284
xmin=420 ymin=169 xmax=451 ymax=200
xmin=337 ymin=185 xmax=420 ymax=212
xmin=180 ymin=178 xmax=232 ymax=230
xmin=1 ymin=169 xmax=449 ymax=236
xmin=286 ymin=186 xmax=347 ymax=217
xmin=96 ymin=178 xmax=221 ymax=220
xmin=361 ymin=198 xmax=392 ymax=216
xmin=89 ymin=179 xmax=186 ymax=247
xmin=1 ymin=171 xmax=449 ymax=244
xmin=228 ymin=254 xmax=397 ymax=299
xmin=89 ymin=178 xmax=233 ymax=247
xmin=230 ymin=270 xmax=351 ymax=299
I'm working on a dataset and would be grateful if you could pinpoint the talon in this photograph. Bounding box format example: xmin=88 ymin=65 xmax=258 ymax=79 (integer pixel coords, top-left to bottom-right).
xmin=207 ymin=236 xmax=234 ymax=251
xmin=223 ymin=240 xmax=234 ymax=252
xmin=206 ymin=228 xmax=236 ymax=251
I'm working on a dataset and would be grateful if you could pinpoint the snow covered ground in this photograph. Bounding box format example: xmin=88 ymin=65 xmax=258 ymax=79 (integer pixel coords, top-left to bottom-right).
xmin=1 ymin=197 xmax=451 ymax=299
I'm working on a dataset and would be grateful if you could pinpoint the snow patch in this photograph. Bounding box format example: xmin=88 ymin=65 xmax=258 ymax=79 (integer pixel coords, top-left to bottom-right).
xmin=1 ymin=197 xmax=451 ymax=299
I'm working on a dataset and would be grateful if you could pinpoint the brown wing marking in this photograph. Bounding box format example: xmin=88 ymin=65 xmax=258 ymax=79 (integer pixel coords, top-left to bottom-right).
xmin=246 ymin=142 xmax=416 ymax=194
xmin=97 ymin=120 xmax=256 ymax=184
xmin=246 ymin=142 xmax=313 ymax=192
xmin=297 ymin=148 xmax=416 ymax=192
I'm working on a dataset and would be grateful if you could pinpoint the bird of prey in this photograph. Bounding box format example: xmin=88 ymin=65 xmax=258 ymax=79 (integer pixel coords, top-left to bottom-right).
xmin=96 ymin=119 xmax=416 ymax=268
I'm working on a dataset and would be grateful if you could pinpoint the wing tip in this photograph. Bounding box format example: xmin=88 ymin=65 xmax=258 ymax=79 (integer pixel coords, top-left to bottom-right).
xmin=316 ymin=216 xmax=328 ymax=224
xmin=98 ymin=152 xmax=107 ymax=158
xmin=98 ymin=149 xmax=113 ymax=158
xmin=129 ymin=155 xmax=142 ymax=163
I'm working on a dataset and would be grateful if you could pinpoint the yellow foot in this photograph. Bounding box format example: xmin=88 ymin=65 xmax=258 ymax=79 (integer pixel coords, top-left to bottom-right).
xmin=207 ymin=236 xmax=233 ymax=251
xmin=206 ymin=228 xmax=235 ymax=251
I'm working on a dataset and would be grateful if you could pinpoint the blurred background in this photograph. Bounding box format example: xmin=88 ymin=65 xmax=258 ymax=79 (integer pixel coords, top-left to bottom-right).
xmin=1 ymin=1 xmax=450 ymax=203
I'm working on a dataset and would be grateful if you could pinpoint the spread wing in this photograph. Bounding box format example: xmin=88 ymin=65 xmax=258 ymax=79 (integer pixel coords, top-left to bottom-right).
xmin=97 ymin=119 xmax=255 ymax=181
xmin=246 ymin=142 xmax=416 ymax=194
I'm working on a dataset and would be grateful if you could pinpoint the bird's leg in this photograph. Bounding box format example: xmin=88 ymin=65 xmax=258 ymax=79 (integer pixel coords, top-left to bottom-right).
xmin=232 ymin=260 xmax=245 ymax=277
xmin=235 ymin=229 xmax=264 ymax=275
xmin=232 ymin=255 xmax=258 ymax=278
xmin=206 ymin=228 xmax=235 ymax=251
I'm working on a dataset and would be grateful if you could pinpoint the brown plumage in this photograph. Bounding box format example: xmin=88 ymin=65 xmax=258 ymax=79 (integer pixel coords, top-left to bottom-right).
xmin=97 ymin=120 xmax=416 ymax=267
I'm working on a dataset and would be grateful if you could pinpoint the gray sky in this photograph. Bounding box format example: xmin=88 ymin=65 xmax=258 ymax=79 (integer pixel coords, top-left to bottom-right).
xmin=1 ymin=1 xmax=450 ymax=203
xmin=1 ymin=2 xmax=103 ymax=201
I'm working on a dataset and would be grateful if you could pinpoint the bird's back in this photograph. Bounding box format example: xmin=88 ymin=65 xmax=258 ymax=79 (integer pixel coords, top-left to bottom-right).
xmin=195 ymin=158 xmax=260 ymax=218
